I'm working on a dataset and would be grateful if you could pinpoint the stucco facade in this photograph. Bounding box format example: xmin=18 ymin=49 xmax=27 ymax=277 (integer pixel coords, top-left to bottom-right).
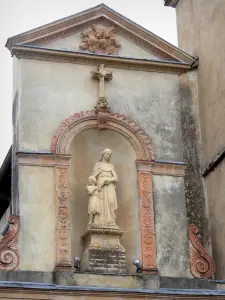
xmin=13 ymin=54 xmax=189 ymax=276
xmin=174 ymin=0 xmax=225 ymax=279
xmin=1 ymin=4 xmax=221 ymax=296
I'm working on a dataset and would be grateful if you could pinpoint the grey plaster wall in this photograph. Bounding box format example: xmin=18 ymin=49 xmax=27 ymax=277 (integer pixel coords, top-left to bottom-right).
xmin=107 ymin=68 xmax=182 ymax=160
xmin=176 ymin=0 xmax=225 ymax=279
xmin=18 ymin=58 xmax=182 ymax=161
xmin=153 ymin=175 xmax=191 ymax=277
xmin=19 ymin=166 xmax=56 ymax=271
xmin=205 ymin=160 xmax=225 ymax=279
xmin=177 ymin=0 xmax=225 ymax=162
xmin=69 ymin=129 xmax=141 ymax=274
xmin=180 ymin=71 xmax=209 ymax=245
xmin=44 ymin=21 xmax=158 ymax=60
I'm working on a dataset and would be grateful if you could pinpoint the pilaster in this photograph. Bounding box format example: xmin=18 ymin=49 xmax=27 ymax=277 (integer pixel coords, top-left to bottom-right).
xmin=136 ymin=160 xmax=158 ymax=274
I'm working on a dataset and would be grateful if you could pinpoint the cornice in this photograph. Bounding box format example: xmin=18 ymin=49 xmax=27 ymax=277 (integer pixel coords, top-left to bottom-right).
xmin=0 ymin=284 xmax=224 ymax=299
xmin=164 ymin=0 xmax=180 ymax=7
xmin=11 ymin=45 xmax=192 ymax=75
xmin=6 ymin=4 xmax=194 ymax=64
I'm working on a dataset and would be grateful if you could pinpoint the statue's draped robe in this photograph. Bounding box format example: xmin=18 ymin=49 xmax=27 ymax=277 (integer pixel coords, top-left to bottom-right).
xmin=86 ymin=185 xmax=100 ymax=215
xmin=92 ymin=162 xmax=118 ymax=224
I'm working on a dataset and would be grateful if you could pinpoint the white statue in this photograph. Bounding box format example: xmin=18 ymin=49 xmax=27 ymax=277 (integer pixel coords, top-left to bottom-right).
xmin=87 ymin=149 xmax=118 ymax=225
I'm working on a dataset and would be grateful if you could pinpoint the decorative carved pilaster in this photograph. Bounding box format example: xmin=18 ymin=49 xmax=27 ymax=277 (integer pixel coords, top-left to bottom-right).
xmin=55 ymin=166 xmax=72 ymax=271
xmin=0 ymin=215 xmax=19 ymax=271
xmin=136 ymin=160 xmax=157 ymax=274
xmin=189 ymin=224 xmax=215 ymax=279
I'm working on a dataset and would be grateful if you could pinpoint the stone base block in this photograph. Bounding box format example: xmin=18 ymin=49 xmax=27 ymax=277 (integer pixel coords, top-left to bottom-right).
xmin=81 ymin=224 xmax=127 ymax=274
xmin=54 ymin=263 xmax=72 ymax=272
xmin=81 ymin=248 xmax=126 ymax=274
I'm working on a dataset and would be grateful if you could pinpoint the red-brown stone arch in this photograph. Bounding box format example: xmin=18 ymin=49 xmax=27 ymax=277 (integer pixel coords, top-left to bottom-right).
xmin=51 ymin=111 xmax=155 ymax=160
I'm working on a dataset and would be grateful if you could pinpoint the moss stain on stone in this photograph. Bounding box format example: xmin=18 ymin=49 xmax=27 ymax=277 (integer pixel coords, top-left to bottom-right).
xmin=180 ymin=81 xmax=209 ymax=245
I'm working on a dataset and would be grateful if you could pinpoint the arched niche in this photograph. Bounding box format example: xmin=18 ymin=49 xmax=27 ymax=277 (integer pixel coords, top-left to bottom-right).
xmin=51 ymin=111 xmax=155 ymax=160
xmin=69 ymin=128 xmax=141 ymax=273
xmin=52 ymin=111 xmax=157 ymax=274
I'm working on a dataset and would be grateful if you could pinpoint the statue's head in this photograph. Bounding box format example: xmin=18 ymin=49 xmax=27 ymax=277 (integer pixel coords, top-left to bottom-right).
xmin=100 ymin=148 xmax=112 ymax=162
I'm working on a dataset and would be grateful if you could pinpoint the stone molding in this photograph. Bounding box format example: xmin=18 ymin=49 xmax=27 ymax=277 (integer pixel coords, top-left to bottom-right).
xmin=136 ymin=160 xmax=154 ymax=172
xmin=136 ymin=160 xmax=186 ymax=177
xmin=17 ymin=152 xmax=71 ymax=167
xmin=0 ymin=215 xmax=19 ymax=271
xmin=136 ymin=161 xmax=158 ymax=274
xmin=51 ymin=110 xmax=155 ymax=161
xmin=81 ymin=226 xmax=124 ymax=239
xmin=189 ymin=224 xmax=215 ymax=279
xmin=11 ymin=45 xmax=192 ymax=75
xmin=153 ymin=161 xmax=186 ymax=176
xmin=0 ymin=285 xmax=224 ymax=299
xmin=6 ymin=4 xmax=194 ymax=64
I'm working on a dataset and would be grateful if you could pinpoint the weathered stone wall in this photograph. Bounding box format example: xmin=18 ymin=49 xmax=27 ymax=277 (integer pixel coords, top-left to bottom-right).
xmin=179 ymin=71 xmax=209 ymax=245
xmin=176 ymin=0 xmax=225 ymax=278
xmin=153 ymin=175 xmax=190 ymax=277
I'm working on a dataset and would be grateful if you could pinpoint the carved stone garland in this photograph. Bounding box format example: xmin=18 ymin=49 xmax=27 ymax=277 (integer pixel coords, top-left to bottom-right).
xmin=52 ymin=110 xmax=157 ymax=273
xmin=189 ymin=224 xmax=215 ymax=279
xmin=51 ymin=110 xmax=155 ymax=161
xmin=0 ymin=215 xmax=19 ymax=271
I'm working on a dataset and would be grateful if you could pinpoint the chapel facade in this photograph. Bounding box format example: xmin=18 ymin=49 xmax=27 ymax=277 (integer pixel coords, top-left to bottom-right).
xmin=0 ymin=2 xmax=224 ymax=299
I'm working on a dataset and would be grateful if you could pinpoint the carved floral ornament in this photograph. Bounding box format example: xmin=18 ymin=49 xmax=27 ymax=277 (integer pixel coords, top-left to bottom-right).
xmin=0 ymin=216 xmax=19 ymax=271
xmin=51 ymin=110 xmax=155 ymax=161
xmin=79 ymin=25 xmax=121 ymax=55
xmin=189 ymin=224 xmax=215 ymax=279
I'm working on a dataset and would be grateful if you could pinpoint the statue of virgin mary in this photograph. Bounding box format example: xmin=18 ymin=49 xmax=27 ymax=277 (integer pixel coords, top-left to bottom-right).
xmin=90 ymin=149 xmax=118 ymax=225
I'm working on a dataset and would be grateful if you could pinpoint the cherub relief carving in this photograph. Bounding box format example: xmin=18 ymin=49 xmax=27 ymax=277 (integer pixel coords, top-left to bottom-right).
xmin=79 ymin=25 xmax=121 ymax=55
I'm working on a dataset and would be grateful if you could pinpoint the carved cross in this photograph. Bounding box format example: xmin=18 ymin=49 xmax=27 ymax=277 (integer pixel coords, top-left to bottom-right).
xmin=91 ymin=64 xmax=112 ymax=101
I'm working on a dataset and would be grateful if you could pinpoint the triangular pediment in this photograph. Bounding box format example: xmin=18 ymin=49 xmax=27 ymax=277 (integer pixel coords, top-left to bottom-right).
xmin=42 ymin=24 xmax=160 ymax=61
xmin=6 ymin=4 xmax=195 ymax=64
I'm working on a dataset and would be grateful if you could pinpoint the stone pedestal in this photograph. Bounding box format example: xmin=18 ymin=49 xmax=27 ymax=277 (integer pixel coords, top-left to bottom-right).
xmin=81 ymin=224 xmax=126 ymax=274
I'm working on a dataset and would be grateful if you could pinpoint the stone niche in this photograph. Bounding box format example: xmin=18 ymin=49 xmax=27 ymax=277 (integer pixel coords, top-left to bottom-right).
xmin=69 ymin=128 xmax=141 ymax=274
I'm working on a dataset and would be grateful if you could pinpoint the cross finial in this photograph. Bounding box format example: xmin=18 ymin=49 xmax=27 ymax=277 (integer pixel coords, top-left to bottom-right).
xmin=91 ymin=64 xmax=112 ymax=111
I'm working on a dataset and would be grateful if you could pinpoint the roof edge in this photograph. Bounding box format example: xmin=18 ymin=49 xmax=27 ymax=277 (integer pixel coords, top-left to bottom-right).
xmin=11 ymin=44 xmax=194 ymax=75
xmin=5 ymin=3 xmax=194 ymax=64
xmin=164 ymin=0 xmax=180 ymax=8
xmin=5 ymin=3 xmax=105 ymax=49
